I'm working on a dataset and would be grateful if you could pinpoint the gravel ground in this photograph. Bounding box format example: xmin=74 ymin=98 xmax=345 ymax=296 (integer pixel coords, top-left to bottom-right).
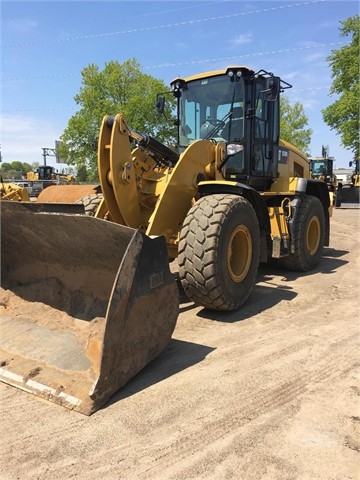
xmin=1 ymin=206 xmax=359 ymax=480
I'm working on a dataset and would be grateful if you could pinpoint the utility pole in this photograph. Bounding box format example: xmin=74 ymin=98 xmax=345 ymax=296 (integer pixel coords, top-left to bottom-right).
xmin=41 ymin=148 xmax=58 ymax=166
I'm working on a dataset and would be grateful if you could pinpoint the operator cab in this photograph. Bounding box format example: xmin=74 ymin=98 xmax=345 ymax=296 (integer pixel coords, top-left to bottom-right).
xmin=166 ymin=66 xmax=291 ymax=191
xmin=309 ymin=157 xmax=335 ymax=185
xmin=37 ymin=165 xmax=55 ymax=180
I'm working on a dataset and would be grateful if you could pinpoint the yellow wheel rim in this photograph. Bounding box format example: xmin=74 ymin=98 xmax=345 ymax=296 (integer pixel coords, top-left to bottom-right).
xmin=306 ymin=215 xmax=321 ymax=255
xmin=227 ymin=225 xmax=252 ymax=283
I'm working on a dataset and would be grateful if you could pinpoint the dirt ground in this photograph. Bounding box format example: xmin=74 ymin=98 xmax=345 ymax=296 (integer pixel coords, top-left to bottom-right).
xmin=1 ymin=206 xmax=359 ymax=480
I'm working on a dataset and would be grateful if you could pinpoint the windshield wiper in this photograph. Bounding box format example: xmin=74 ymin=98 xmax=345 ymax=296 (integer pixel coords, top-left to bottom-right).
xmin=204 ymin=112 xmax=232 ymax=140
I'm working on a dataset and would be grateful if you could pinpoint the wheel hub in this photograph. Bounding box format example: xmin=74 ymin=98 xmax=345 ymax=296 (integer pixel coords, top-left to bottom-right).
xmin=227 ymin=225 xmax=252 ymax=283
xmin=306 ymin=215 xmax=321 ymax=255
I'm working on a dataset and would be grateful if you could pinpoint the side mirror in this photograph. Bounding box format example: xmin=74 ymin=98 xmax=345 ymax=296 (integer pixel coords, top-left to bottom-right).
xmin=156 ymin=96 xmax=165 ymax=118
xmin=265 ymin=76 xmax=280 ymax=101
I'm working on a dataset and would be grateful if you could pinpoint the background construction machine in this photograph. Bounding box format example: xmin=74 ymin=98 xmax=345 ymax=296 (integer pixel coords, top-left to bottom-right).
xmin=339 ymin=159 xmax=360 ymax=204
xmin=1 ymin=177 xmax=31 ymax=201
xmin=26 ymin=164 xmax=77 ymax=184
xmin=309 ymin=146 xmax=341 ymax=207
xmin=26 ymin=164 xmax=77 ymax=196
xmin=1 ymin=66 xmax=331 ymax=415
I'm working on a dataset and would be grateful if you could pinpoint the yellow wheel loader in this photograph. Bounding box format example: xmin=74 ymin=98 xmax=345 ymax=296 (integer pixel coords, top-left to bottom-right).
xmin=27 ymin=164 xmax=77 ymax=184
xmin=94 ymin=66 xmax=330 ymax=308
xmin=25 ymin=164 xmax=78 ymax=197
xmin=1 ymin=178 xmax=31 ymax=201
xmin=338 ymin=159 xmax=360 ymax=204
xmin=0 ymin=66 xmax=330 ymax=415
xmin=309 ymin=147 xmax=341 ymax=208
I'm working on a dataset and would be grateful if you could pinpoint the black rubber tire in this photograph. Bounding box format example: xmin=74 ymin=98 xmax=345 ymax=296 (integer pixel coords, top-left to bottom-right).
xmin=335 ymin=194 xmax=342 ymax=208
xmin=178 ymin=194 xmax=260 ymax=311
xmin=275 ymin=195 xmax=325 ymax=272
xmin=76 ymin=193 xmax=103 ymax=216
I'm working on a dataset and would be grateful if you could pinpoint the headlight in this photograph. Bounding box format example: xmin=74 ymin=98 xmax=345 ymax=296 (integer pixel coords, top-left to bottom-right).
xmin=226 ymin=144 xmax=244 ymax=156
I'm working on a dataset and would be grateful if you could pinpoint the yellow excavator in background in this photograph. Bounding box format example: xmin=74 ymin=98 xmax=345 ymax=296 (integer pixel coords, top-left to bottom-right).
xmin=1 ymin=66 xmax=331 ymax=415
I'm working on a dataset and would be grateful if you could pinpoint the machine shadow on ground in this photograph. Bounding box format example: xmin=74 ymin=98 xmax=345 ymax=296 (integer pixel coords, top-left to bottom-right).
xmin=104 ymin=339 xmax=215 ymax=409
xmin=105 ymin=246 xmax=350 ymax=410
xmin=195 ymin=282 xmax=298 ymax=323
xmin=176 ymin=247 xmax=349 ymax=324
xmin=272 ymin=247 xmax=349 ymax=283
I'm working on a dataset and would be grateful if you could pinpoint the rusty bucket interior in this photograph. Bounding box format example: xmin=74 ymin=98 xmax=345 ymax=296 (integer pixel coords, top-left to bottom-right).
xmin=0 ymin=201 xmax=178 ymax=415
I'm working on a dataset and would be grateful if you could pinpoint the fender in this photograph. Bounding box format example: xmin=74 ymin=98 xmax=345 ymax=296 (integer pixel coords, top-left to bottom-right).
xmin=295 ymin=178 xmax=330 ymax=246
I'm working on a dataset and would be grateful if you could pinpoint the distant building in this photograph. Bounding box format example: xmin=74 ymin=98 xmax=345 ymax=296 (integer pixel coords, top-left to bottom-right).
xmin=334 ymin=169 xmax=353 ymax=185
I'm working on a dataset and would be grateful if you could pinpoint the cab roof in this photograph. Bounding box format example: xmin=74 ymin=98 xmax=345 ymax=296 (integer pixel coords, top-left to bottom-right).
xmin=171 ymin=66 xmax=255 ymax=85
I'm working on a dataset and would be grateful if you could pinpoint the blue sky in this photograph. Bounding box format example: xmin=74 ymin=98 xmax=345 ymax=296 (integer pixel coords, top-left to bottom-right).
xmin=1 ymin=0 xmax=358 ymax=170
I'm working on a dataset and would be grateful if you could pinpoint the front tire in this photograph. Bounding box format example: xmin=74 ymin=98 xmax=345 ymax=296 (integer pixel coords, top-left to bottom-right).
xmin=178 ymin=194 xmax=260 ymax=311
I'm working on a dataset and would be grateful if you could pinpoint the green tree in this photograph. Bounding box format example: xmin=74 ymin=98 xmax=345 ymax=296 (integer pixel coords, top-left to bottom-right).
xmin=22 ymin=162 xmax=33 ymax=173
xmin=322 ymin=15 xmax=359 ymax=159
xmin=59 ymin=59 xmax=176 ymax=179
xmin=76 ymin=163 xmax=89 ymax=182
xmin=0 ymin=161 xmax=33 ymax=179
xmin=31 ymin=162 xmax=40 ymax=171
xmin=280 ymin=96 xmax=312 ymax=154
xmin=0 ymin=162 xmax=12 ymax=173
xmin=10 ymin=161 xmax=26 ymax=177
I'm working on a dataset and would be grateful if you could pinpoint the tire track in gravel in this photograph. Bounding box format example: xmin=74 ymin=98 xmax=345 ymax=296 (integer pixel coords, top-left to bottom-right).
xmin=76 ymin=317 xmax=360 ymax=478
xmin=133 ymin=332 xmax=359 ymax=477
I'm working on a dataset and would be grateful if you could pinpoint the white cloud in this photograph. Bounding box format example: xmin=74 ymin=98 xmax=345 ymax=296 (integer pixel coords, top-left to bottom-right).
xmin=174 ymin=41 xmax=187 ymax=49
xmin=232 ymin=33 xmax=253 ymax=46
xmin=282 ymin=71 xmax=299 ymax=81
xmin=302 ymin=52 xmax=327 ymax=64
xmin=7 ymin=18 xmax=38 ymax=33
xmin=0 ymin=114 xmax=64 ymax=166
xmin=301 ymin=97 xmax=321 ymax=111
xmin=315 ymin=20 xmax=341 ymax=31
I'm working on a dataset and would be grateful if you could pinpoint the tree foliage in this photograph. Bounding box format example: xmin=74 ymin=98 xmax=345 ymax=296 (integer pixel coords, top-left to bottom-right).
xmin=322 ymin=15 xmax=360 ymax=159
xmin=59 ymin=59 xmax=176 ymax=180
xmin=0 ymin=161 xmax=34 ymax=179
xmin=280 ymin=95 xmax=312 ymax=154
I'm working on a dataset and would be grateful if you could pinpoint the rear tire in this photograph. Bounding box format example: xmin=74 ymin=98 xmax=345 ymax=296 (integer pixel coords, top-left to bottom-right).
xmin=178 ymin=194 xmax=260 ymax=311
xmin=76 ymin=193 xmax=103 ymax=216
xmin=275 ymin=195 xmax=325 ymax=271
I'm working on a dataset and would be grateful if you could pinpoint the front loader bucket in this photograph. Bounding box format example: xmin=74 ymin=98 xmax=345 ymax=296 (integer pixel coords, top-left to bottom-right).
xmin=338 ymin=185 xmax=360 ymax=204
xmin=0 ymin=201 xmax=178 ymax=415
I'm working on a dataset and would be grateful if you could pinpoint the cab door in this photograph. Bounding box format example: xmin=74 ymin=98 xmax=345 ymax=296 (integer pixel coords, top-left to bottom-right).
xmin=248 ymin=76 xmax=280 ymax=191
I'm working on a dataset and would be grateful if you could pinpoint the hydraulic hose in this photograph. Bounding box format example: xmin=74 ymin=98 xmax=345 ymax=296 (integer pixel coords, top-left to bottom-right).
xmin=106 ymin=115 xmax=179 ymax=166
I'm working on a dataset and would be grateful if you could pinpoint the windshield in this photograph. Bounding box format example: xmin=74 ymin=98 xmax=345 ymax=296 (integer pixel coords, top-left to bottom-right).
xmin=178 ymin=74 xmax=245 ymax=147
xmin=310 ymin=160 xmax=329 ymax=175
